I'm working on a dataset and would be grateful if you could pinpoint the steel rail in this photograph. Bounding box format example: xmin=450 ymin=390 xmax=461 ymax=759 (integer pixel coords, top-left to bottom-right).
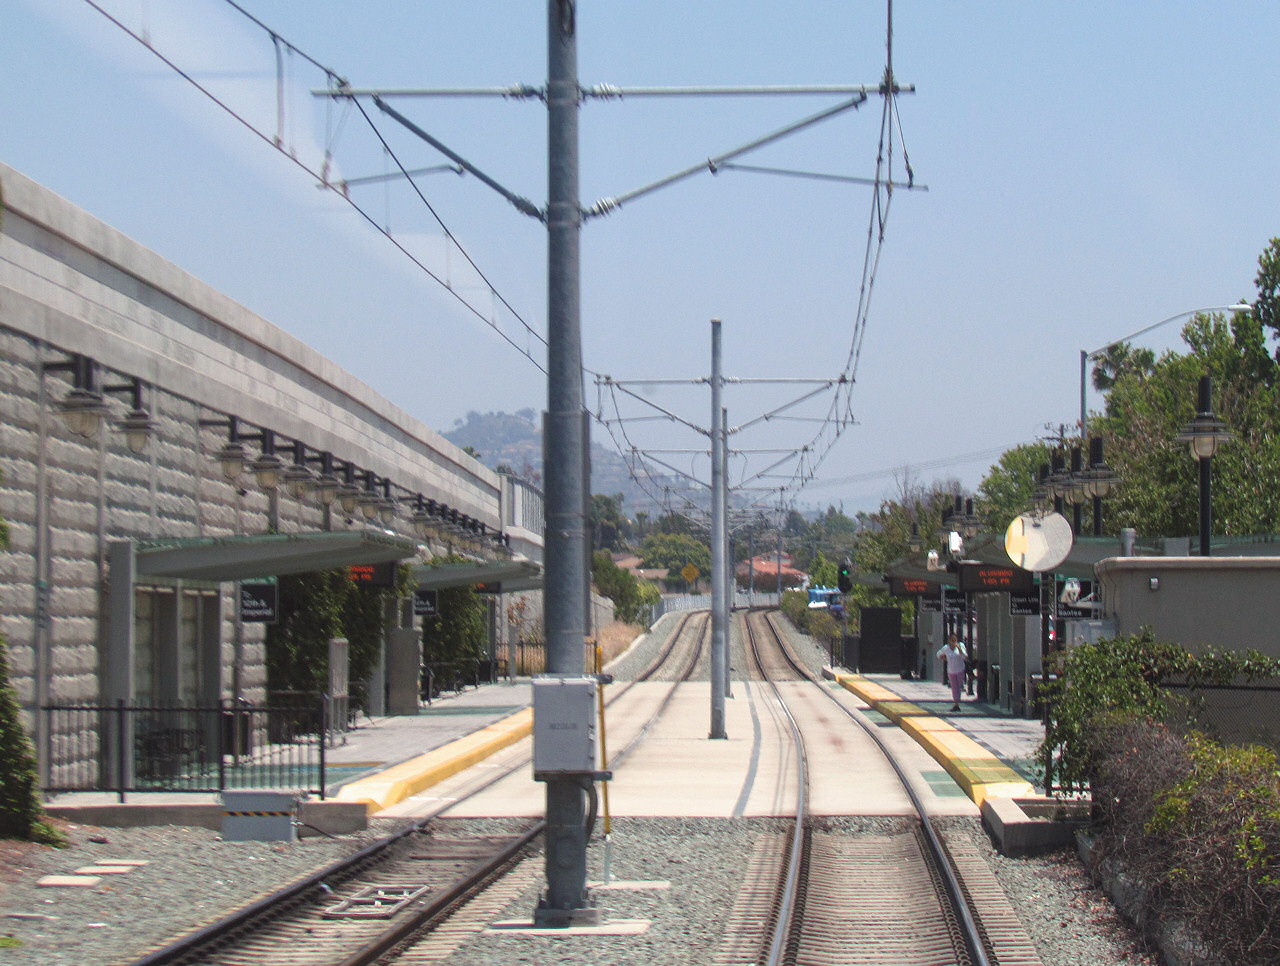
xmin=332 ymin=825 xmax=541 ymax=966
xmin=742 ymin=610 xmax=810 ymax=966
xmin=759 ymin=610 xmax=993 ymax=966
xmin=128 ymin=613 xmax=703 ymax=966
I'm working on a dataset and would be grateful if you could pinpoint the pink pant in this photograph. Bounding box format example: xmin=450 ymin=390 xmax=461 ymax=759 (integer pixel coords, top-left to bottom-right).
xmin=948 ymin=671 xmax=964 ymax=704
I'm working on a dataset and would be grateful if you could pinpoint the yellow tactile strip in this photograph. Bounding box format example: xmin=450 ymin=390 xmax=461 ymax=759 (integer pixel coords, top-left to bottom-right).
xmin=832 ymin=674 xmax=1034 ymax=808
xmin=334 ymin=708 xmax=533 ymax=813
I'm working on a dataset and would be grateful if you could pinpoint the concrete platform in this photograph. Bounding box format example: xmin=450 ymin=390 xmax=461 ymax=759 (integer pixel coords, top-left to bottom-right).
xmin=44 ymin=682 xmax=533 ymax=833
xmin=44 ymin=670 xmax=1073 ymax=854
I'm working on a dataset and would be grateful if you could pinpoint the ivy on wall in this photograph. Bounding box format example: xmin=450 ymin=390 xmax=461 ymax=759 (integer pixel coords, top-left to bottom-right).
xmin=421 ymin=554 xmax=487 ymax=689
xmin=264 ymin=563 xmax=413 ymax=710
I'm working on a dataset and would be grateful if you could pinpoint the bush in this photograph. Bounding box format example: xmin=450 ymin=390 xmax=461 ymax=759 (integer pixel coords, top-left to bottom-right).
xmin=1041 ymin=631 xmax=1280 ymax=964
xmin=1088 ymin=719 xmax=1280 ymax=965
xmin=1037 ymin=629 xmax=1280 ymax=792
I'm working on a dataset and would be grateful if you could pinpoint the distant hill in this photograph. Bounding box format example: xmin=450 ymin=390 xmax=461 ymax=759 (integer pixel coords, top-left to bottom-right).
xmin=442 ymin=409 xmax=674 ymax=512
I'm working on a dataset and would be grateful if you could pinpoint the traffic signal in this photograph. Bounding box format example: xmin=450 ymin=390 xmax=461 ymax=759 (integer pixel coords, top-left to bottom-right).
xmin=837 ymin=556 xmax=853 ymax=592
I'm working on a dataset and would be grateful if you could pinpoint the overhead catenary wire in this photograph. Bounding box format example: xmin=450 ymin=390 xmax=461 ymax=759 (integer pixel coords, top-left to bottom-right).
xmin=80 ymin=0 xmax=549 ymax=375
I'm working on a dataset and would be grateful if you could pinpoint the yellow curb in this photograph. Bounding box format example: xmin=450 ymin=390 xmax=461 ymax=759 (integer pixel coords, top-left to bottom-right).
xmin=334 ymin=708 xmax=533 ymax=813
xmin=834 ymin=674 xmax=1034 ymax=809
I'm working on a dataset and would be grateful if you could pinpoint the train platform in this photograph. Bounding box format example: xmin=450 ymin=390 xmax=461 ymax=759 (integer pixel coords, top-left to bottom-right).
xmin=43 ymin=681 xmax=534 ymax=833
xmin=842 ymin=671 xmax=1046 ymax=786
xmin=44 ymin=669 xmax=1052 ymax=834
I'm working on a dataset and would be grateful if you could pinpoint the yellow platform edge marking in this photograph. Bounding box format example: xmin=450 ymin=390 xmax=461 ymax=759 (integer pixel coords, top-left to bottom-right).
xmin=833 ymin=674 xmax=1034 ymax=808
xmin=334 ymin=708 xmax=533 ymax=813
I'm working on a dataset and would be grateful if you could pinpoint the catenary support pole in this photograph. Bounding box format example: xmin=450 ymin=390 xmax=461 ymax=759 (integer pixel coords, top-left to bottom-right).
xmin=710 ymin=320 xmax=728 ymax=738
xmin=536 ymin=0 xmax=596 ymax=928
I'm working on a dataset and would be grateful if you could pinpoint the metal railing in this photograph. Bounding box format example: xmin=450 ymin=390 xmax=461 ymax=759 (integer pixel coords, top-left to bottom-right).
xmin=42 ymin=698 xmax=329 ymax=802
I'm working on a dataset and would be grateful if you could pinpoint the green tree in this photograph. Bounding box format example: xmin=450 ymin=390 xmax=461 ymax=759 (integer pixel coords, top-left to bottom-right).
xmin=1095 ymin=301 xmax=1280 ymax=540
xmin=0 ymin=469 xmax=62 ymax=843
xmin=977 ymin=442 xmax=1052 ymax=533
xmin=590 ymin=493 xmax=630 ymax=552
xmin=1254 ymin=237 xmax=1280 ymax=354
xmin=592 ymin=550 xmax=651 ymax=623
xmin=638 ymin=531 xmax=711 ymax=577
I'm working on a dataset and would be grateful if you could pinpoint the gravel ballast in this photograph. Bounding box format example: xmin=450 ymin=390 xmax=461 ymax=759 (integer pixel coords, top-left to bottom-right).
xmin=0 ymin=815 xmax=1157 ymax=966
xmin=1 ymin=613 xmax=1157 ymax=964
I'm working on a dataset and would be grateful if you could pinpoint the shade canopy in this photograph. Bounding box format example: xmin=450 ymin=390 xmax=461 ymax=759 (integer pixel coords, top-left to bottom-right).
xmin=134 ymin=530 xmax=418 ymax=582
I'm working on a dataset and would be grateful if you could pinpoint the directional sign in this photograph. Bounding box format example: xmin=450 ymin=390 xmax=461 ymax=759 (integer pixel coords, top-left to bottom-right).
xmin=239 ymin=579 xmax=278 ymax=624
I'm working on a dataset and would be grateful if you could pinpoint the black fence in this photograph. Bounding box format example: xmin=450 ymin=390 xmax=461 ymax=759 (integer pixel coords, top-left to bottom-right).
xmin=43 ymin=698 xmax=330 ymax=801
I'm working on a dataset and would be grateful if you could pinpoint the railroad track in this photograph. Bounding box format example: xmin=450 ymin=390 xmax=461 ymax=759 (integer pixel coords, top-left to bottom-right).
xmin=725 ymin=609 xmax=1043 ymax=966
xmin=126 ymin=611 xmax=706 ymax=966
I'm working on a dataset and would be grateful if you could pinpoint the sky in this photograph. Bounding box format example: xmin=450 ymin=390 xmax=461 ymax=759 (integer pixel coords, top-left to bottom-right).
xmin=4 ymin=1 xmax=1278 ymax=517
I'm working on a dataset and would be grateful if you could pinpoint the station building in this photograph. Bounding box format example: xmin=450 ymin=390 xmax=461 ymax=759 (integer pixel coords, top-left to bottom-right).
xmin=0 ymin=162 xmax=545 ymax=787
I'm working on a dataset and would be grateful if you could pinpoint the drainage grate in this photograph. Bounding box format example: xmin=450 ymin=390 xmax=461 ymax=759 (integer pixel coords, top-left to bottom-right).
xmin=323 ymin=884 xmax=433 ymax=919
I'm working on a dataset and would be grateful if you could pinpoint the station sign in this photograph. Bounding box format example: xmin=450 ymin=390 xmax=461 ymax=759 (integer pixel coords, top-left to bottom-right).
xmin=958 ymin=563 xmax=1033 ymax=594
xmin=413 ymin=589 xmax=438 ymax=617
xmin=1056 ymin=579 xmax=1096 ymax=620
xmin=918 ymin=593 xmax=963 ymax=615
xmin=1009 ymin=590 xmax=1041 ymax=617
xmin=348 ymin=561 xmax=396 ymax=588
xmin=239 ymin=578 xmax=278 ymax=624
xmin=888 ymin=576 xmax=932 ymax=597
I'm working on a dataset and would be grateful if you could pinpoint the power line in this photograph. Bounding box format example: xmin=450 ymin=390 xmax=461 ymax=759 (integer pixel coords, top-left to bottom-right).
xmin=80 ymin=0 xmax=548 ymax=374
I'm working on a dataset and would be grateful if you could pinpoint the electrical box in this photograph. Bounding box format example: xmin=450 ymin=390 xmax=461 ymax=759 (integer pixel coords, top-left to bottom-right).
xmin=221 ymin=790 xmax=297 ymax=842
xmin=532 ymin=676 xmax=599 ymax=778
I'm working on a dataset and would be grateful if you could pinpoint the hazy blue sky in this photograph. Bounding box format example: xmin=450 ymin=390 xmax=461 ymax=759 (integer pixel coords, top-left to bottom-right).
xmin=5 ymin=1 xmax=1278 ymax=515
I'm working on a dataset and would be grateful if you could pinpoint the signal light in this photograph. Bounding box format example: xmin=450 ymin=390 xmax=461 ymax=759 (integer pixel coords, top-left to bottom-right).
xmin=837 ymin=556 xmax=853 ymax=593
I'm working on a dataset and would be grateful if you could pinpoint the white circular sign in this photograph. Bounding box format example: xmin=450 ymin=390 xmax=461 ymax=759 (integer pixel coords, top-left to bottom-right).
xmin=1005 ymin=511 xmax=1074 ymax=572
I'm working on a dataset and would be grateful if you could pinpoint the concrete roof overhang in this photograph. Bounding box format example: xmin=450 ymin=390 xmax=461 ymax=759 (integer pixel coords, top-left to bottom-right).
xmin=134 ymin=530 xmax=418 ymax=582
xmin=411 ymin=557 xmax=543 ymax=592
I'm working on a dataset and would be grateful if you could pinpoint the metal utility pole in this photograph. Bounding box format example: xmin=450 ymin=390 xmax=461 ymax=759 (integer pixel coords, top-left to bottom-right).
xmin=710 ymin=320 xmax=728 ymax=738
xmin=537 ymin=0 xmax=596 ymax=928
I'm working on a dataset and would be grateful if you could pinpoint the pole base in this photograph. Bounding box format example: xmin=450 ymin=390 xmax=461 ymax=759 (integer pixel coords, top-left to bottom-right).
xmin=533 ymin=895 xmax=602 ymax=928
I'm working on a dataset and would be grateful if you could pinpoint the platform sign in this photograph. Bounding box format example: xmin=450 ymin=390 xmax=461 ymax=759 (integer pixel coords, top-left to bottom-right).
xmin=239 ymin=578 xmax=278 ymax=624
xmin=413 ymin=589 xmax=438 ymax=617
xmin=1056 ymin=580 xmax=1095 ymax=620
xmin=1009 ymin=590 xmax=1041 ymax=616
xmin=958 ymin=563 xmax=1033 ymax=594
xmin=348 ymin=561 xmax=396 ymax=588
xmin=919 ymin=593 xmax=963 ymax=615
xmin=888 ymin=576 xmax=932 ymax=598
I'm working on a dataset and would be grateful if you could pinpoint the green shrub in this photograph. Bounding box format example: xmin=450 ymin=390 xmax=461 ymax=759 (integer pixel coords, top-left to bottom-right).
xmin=1037 ymin=629 xmax=1280 ymax=792
xmin=0 ymin=470 xmax=63 ymax=843
xmin=1089 ymin=720 xmax=1280 ymax=965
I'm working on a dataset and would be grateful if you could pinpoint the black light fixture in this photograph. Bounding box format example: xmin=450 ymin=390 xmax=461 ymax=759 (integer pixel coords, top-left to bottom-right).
xmin=1177 ymin=375 xmax=1232 ymax=556
xmin=281 ymin=440 xmax=316 ymax=499
xmin=906 ymin=522 xmax=923 ymax=553
xmin=199 ymin=414 xmax=252 ymax=481
xmin=307 ymin=451 xmax=342 ymax=507
xmin=1080 ymin=436 xmax=1117 ymax=536
xmin=104 ymin=377 xmax=155 ymax=454
xmin=246 ymin=428 xmax=286 ymax=491
xmin=375 ymin=478 xmax=398 ymax=525
xmin=410 ymin=495 xmax=436 ymax=539
xmin=43 ymin=353 xmax=109 ymax=438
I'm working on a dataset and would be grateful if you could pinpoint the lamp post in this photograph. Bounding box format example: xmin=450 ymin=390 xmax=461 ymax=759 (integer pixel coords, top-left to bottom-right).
xmin=1080 ymin=303 xmax=1251 ymax=439
xmin=1177 ymin=375 xmax=1232 ymax=556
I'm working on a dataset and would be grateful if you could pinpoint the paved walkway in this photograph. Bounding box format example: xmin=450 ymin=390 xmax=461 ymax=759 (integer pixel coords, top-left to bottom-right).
xmin=845 ymin=672 xmax=1046 ymax=788
xmin=45 ymin=670 xmax=1047 ymax=818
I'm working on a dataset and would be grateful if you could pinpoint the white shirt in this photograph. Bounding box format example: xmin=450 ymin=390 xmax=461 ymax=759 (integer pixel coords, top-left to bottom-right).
xmin=936 ymin=642 xmax=967 ymax=675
